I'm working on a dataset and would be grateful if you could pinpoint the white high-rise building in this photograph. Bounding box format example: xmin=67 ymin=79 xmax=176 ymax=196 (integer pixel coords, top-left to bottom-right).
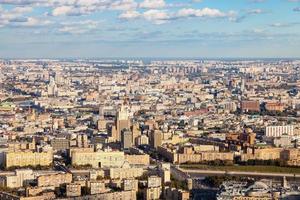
xmin=47 ymin=76 xmax=57 ymax=96
xmin=265 ymin=125 xmax=294 ymax=137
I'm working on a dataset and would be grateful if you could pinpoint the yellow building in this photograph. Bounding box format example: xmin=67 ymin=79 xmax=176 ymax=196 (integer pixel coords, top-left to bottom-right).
xmin=280 ymin=149 xmax=300 ymax=166
xmin=0 ymin=191 xmax=56 ymax=200
xmin=87 ymin=181 xmax=106 ymax=195
xmin=125 ymin=154 xmax=150 ymax=166
xmin=144 ymin=187 xmax=162 ymax=200
xmin=68 ymin=147 xmax=94 ymax=159
xmin=158 ymin=145 xmax=233 ymax=164
xmin=165 ymin=188 xmax=190 ymax=200
xmin=93 ymin=190 xmax=136 ymax=200
xmin=72 ymin=151 xmax=125 ymax=168
xmin=241 ymin=148 xmax=282 ymax=161
xmin=106 ymin=166 xmax=144 ymax=180
xmin=193 ymin=145 xmax=219 ymax=152
xmin=4 ymin=151 xmax=53 ymax=169
xmin=0 ymin=169 xmax=34 ymax=188
xmin=37 ymin=173 xmax=72 ymax=187
xmin=66 ymin=183 xmax=81 ymax=197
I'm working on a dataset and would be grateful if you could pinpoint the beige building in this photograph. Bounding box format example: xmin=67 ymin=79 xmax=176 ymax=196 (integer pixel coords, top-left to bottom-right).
xmin=68 ymin=147 xmax=94 ymax=159
xmin=0 ymin=191 xmax=56 ymax=200
xmin=132 ymin=123 xmax=141 ymax=146
xmin=158 ymin=145 xmax=233 ymax=164
xmin=193 ymin=145 xmax=219 ymax=152
xmin=25 ymin=186 xmax=55 ymax=197
xmin=135 ymin=135 xmax=149 ymax=146
xmin=157 ymin=146 xmax=178 ymax=163
xmin=87 ymin=181 xmax=106 ymax=195
xmin=89 ymin=190 xmax=136 ymax=200
xmin=242 ymin=148 xmax=300 ymax=167
xmin=4 ymin=151 xmax=53 ymax=168
xmin=159 ymin=163 xmax=171 ymax=183
xmin=8 ymin=141 xmax=35 ymax=151
xmin=241 ymin=148 xmax=282 ymax=161
xmin=150 ymin=130 xmax=163 ymax=149
xmin=105 ymin=165 xmax=144 ymax=180
xmin=125 ymin=154 xmax=150 ymax=166
xmin=37 ymin=173 xmax=72 ymax=187
xmin=148 ymin=176 xmax=161 ymax=188
xmin=144 ymin=187 xmax=162 ymax=200
xmin=122 ymin=179 xmax=138 ymax=191
xmin=165 ymin=187 xmax=190 ymax=200
xmin=115 ymin=105 xmax=131 ymax=142
xmin=121 ymin=129 xmax=133 ymax=149
xmin=281 ymin=149 xmax=300 ymax=166
xmin=97 ymin=118 xmax=107 ymax=131
xmin=66 ymin=183 xmax=81 ymax=197
xmin=0 ymin=169 xmax=34 ymax=188
xmin=51 ymin=138 xmax=70 ymax=151
xmin=72 ymin=151 xmax=125 ymax=168
xmin=162 ymin=134 xmax=189 ymax=145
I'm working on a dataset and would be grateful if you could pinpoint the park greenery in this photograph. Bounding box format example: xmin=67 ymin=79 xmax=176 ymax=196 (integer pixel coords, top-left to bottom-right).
xmin=180 ymin=164 xmax=300 ymax=174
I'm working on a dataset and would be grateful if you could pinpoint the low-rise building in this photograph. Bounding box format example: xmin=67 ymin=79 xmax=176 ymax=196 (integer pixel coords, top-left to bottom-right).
xmin=144 ymin=187 xmax=162 ymax=200
xmin=105 ymin=165 xmax=144 ymax=180
xmin=165 ymin=187 xmax=190 ymax=200
xmin=241 ymin=148 xmax=282 ymax=161
xmin=125 ymin=154 xmax=150 ymax=166
xmin=4 ymin=151 xmax=53 ymax=168
xmin=87 ymin=181 xmax=106 ymax=195
xmin=72 ymin=151 xmax=125 ymax=168
xmin=51 ymin=138 xmax=70 ymax=151
xmin=158 ymin=145 xmax=234 ymax=164
xmin=37 ymin=173 xmax=72 ymax=187
xmin=122 ymin=179 xmax=138 ymax=191
xmin=0 ymin=169 xmax=34 ymax=188
xmin=66 ymin=183 xmax=81 ymax=197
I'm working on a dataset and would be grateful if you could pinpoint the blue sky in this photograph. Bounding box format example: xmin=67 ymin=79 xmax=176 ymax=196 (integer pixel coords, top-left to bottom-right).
xmin=0 ymin=0 xmax=300 ymax=58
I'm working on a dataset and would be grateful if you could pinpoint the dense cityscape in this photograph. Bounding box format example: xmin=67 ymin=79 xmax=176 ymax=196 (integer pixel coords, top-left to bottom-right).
xmin=1 ymin=0 xmax=300 ymax=199
xmin=0 ymin=59 xmax=300 ymax=199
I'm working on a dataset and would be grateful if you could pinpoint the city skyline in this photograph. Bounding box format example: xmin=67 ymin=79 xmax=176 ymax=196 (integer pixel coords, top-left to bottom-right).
xmin=1 ymin=0 xmax=300 ymax=58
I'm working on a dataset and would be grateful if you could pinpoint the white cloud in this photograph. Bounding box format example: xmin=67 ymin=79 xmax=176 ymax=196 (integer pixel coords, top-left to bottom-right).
xmin=13 ymin=6 xmax=33 ymax=13
xmin=139 ymin=0 xmax=166 ymax=9
xmin=51 ymin=4 xmax=102 ymax=16
xmin=110 ymin=0 xmax=137 ymax=11
xmin=143 ymin=9 xmax=169 ymax=24
xmin=247 ymin=9 xmax=265 ymax=14
xmin=270 ymin=22 xmax=299 ymax=28
xmin=59 ymin=20 xmax=100 ymax=34
xmin=0 ymin=0 xmax=48 ymax=5
xmin=0 ymin=0 xmax=239 ymax=28
xmin=16 ymin=17 xmax=51 ymax=27
xmin=119 ymin=10 xmax=140 ymax=19
xmin=50 ymin=0 xmax=139 ymax=16
xmin=119 ymin=7 xmax=237 ymax=24
xmin=176 ymin=8 xmax=228 ymax=18
xmin=52 ymin=6 xmax=74 ymax=16
xmin=120 ymin=9 xmax=169 ymax=24
xmin=0 ymin=6 xmax=34 ymax=27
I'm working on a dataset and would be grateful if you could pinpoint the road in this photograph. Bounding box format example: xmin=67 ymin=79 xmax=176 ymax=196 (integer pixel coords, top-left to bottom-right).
xmin=54 ymin=161 xmax=71 ymax=173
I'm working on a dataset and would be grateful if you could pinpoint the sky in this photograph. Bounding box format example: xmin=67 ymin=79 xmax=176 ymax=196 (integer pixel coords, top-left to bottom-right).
xmin=0 ymin=0 xmax=300 ymax=59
